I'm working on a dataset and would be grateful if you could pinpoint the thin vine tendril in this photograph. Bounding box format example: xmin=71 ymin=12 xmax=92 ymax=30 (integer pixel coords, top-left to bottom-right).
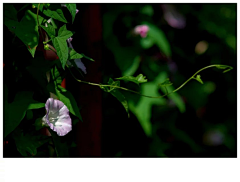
xmin=66 ymin=64 xmax=233 ymax=99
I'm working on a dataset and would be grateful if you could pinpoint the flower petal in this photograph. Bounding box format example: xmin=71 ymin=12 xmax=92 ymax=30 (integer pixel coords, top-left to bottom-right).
xmin=44 ymin=98 xmax=72 ymax=136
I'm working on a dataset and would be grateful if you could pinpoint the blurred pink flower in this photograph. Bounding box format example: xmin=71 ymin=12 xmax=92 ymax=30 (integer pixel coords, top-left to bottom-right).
xmin=134 ymin=25 xmax=149 ymax=38
xmin=162 ymin=5 xmax=186 ymax=29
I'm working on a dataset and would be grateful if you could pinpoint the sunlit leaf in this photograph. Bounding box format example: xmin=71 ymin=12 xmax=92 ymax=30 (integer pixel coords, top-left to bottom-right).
xmin=58 ymin=24 xmax=73 ymax=40
xmin=53 ymin=25 xmax=73 ymax=69
xmin=43 ymin=8 xmax=67 ymax=23
xmin=194 ymin=74 xmax=204 ymax=84
xmin=69 ymin=48 xmax=83 ymax=60
xmin=41 ymin=24 xmax=56 ymax=39
xmin=4 ymin=9 xmax=44 ymax=57
xmin=65 ymin=3 xmax=77 ymax=23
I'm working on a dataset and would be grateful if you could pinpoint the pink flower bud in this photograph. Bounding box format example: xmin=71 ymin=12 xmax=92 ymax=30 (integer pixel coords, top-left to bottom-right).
xmin=134 ymin=25 xmax=149 ymax=38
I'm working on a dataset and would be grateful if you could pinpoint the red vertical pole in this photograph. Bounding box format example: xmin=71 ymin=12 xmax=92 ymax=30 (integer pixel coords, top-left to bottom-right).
xmin=74 ymin=4 xmax=102 ymax=157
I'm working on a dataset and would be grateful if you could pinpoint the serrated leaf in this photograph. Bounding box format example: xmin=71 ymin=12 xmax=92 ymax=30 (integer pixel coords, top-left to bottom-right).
xmin=65 ymin=3 xmax=77 ymax=23
xmin=12 ymin=128 xmax=51 ymax=156
xmin=158 ymin=78 xmax=173 ymax=87
xmin=43 ymin=8 xmax=67 ymax=23
xmin=194 ymin=75 xmax=204 ymax=84
xmin=58 ymin=24 xmax=73 ymax=40
xmin=116 ymin=74 xmax=148 ymax=85
xmin=101 ymin=78 xmax=129 ymax=117
xmin=4 ymin=89 xmax=45 ymax=138
xmin=40 ymin=24 xmax=56 ymax=39
xmin=69 ymin=48 xmax=83 ymax=60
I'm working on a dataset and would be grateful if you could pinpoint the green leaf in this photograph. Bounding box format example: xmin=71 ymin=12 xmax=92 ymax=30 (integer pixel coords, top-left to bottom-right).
xmin=43 ymin=3 xmax=50 ymax=8
xmin=158 ymin=78 xmax=173 ymax=87
xmin=140 ymin=36 xmax=154 ymax=49
xmin=12 ymin=128 xmax=51 ymax=157
xmin=49 ymin=129 xmax=69 ymax=157
xmin=53 ymin=25 xmax=73 ymax=69
xmin=40 ymin=24 xmax=56 ymax=39
xmin=65 ymin=3 xmax=77 ymax=23
xmin=141 ymin=5 xmax=154 ymax=16
xmin=3 ymin=4 xmax=18 ymax=33
xmin=81 ymin=53 xmax=95 ymax=62
xmin=143 ymin=22 xmax=172 ymax=57
xmin=57 ymin=86 xmax=83 ymax=121
xmin=4 ymin=89 xmax=45 ymax=138
xmin=43 ymin=8 xmax=67 ymax=23
xmin=69 ymin=48 xmax=83 ymax=60
xmin=158 ymin=72 xmax=186 ymax=113
xmin=194 ymin=75 xmax=204 ymax=84
xmin=58 ymin=24 xmax=73 ymax=40
xmin=128 ymin=74 xmax=167 ymax=137
xmin=5 ymin=10 xmax=44 ymax=57
xmin=101 ymin=78 xmax=129 ymax=117
xmin=123 ymin=56 xmax=141 ymax=76
xmin=49 ymin=65 xmax=82 ymax=121
xmin=116 ymin=74 xmax=148 ymax=85
xmin=53 ymin=37 xmax=69 ymax=69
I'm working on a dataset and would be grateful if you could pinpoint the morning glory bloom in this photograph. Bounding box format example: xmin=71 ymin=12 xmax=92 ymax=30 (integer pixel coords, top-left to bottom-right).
xmin=67 ymin=38 xmax=87 ymax=74
xmin=42 ymin=98 xmax=72 ymax=136
xmin=134 ymin=25 xmax=149 ymax=38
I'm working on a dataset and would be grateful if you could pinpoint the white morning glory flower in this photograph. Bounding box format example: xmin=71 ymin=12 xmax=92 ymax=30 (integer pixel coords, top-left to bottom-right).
xmin=42 ymin=98 xmax=72 ymax=136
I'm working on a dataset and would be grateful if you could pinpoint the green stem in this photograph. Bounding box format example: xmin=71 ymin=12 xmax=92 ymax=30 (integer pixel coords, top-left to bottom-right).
xmin=67 ymin=64 xmax=232 ymax=99
xmin=37 ymin=3 xmax=44 ymax=41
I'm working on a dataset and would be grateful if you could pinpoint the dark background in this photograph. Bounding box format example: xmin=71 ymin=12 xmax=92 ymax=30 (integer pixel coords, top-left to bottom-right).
xmin=3 ymin=3 xmax=237 ymax=157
